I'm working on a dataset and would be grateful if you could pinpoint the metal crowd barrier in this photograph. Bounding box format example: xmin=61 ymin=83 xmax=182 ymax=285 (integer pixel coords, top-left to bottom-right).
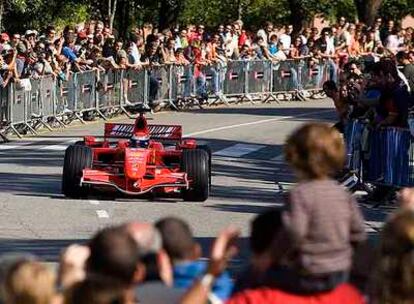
xmin=0 ymin=58 xmax=334 ymax=139
xmin=344 ymin=120 xmax=414 ymax=188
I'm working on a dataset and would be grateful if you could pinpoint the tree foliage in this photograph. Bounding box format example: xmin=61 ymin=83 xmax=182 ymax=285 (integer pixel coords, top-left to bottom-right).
xmin=0 ymin=0 xmax=413 ymax=36
xmin=3 ymin=0 xmax=90 ymax=32
xmin=379 ymin=0 xmax=414 ymax=22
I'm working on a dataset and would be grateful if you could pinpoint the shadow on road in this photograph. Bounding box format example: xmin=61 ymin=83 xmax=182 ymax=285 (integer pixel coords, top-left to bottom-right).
xmin=0 ymin=172 xmax=61 ymax=196
xmin=0 ymin=239 xmax=86 ymax=261
xmin=187 ymin=106 xmax=335 ymax=120
xmin=0 ymin=150 xmax=64 ymax=168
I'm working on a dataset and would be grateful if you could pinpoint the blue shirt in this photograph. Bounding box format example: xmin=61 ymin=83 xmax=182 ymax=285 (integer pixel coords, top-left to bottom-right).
xmin=173 ymin=260 xmax=233 ymax=300
xmin=62 ymin=46 xmax=77 ymax=63
xmin=268 ymin=43 xmax=278 ymax=55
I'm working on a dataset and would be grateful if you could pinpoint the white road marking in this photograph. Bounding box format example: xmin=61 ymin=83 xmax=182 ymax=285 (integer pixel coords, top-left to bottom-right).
xmin=39 ymin=140 xmax=76 ymax=151
xmin=0 ymin=145 xmax=27 ymax=151
xmin=89 ymin=200 xmax=100 ymax=205
xmin=96 ymin=210 xmax=109 ymax=218
xmin=213 ymin=144 xmax=265 ymax=157
xmin=184 ymin=109 xmax=334 ymax=137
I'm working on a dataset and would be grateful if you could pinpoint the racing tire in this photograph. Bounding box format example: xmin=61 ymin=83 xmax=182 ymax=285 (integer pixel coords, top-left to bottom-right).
xmin=74 ymin=140 xmax=84 ymax=146
xmin=197 ymin=145 xmax=212 ymax=187
xmin=181 ymin=149 xmax=210 ymax=202
xmin=62 ymin=145 xmax=93 ymax=198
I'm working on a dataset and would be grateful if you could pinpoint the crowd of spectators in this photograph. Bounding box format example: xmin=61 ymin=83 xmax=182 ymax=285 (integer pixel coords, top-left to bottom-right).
xmin=1 ymin=122 xmax=414 ymax=304
xmin=0 ymin=16 xmax=413 ymax=86
xmin=323 ymin=57 xmax=413 ymax=131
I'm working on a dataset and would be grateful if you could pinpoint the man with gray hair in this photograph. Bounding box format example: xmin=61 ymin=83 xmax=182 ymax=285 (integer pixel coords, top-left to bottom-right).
xmin=125 ymin=221 xmax=183 ymax=304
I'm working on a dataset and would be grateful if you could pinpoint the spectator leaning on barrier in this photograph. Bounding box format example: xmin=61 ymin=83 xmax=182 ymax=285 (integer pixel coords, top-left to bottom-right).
xmin=316 ymin=28 xmax=338 ymax=83
xmin=371 ymin=60 xmax=412 ymax=127
xmin=278 ymin=25 xmax=293 ymax=55
xmin=323 ymin=80 xmax=349 ymax=133
xmin=397 ymin=50 xmax=414 ymax=92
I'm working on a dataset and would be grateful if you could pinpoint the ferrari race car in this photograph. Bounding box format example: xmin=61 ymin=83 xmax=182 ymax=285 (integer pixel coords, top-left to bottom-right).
xmin=61 ymin=111 xmax=211 ymax=201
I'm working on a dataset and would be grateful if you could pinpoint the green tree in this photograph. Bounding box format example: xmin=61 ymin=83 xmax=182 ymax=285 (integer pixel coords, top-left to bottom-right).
xmin=379 ymin=0 xmax=414 ymax=22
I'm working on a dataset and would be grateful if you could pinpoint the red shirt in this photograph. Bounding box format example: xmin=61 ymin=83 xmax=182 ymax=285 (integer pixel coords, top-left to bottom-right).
xmin=226 ymin=284 xmax=365 ymax=304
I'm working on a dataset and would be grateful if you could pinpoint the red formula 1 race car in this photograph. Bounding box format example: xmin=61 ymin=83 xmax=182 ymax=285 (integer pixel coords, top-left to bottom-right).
xmin=61 ymin=111 xmax=211 ymax=201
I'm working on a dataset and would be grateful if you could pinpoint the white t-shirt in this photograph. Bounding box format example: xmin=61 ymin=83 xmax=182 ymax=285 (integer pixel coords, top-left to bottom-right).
xmin=386 ymin=35 xmax=399 ymax=53
xmin=278 ymin=34 xmax=291 ymax=52
xmin=256 ymin=29 xmax=268 ymax=46
xmin=341 ymin=30 xmax=352 ymax=46
xmin=130 ymin=42 xmax=141 ymax=63
xmin=300 ymin=35 xmax=308 ymax=45
xmin=326 ymin=37 xmax=335 ymax=55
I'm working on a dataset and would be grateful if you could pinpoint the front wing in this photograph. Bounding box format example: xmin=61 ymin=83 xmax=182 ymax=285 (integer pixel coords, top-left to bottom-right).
xmin=80 ymin=169 xmax=189 ymax=195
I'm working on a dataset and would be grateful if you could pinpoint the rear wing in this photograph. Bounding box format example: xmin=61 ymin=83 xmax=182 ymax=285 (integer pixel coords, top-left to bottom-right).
xmin=104 ymin=123 xmax=182 ymax=141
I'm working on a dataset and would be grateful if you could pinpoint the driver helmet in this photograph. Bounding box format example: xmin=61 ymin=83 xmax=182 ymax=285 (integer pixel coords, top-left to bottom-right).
xmin=130 ymin=135 xmax=150 ymax=148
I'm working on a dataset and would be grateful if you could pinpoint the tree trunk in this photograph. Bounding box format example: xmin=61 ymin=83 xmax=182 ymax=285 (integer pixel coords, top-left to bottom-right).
xmin=108 ymin=0 xmax=118 ymax=30
xmin=287 ymin=0 xmax=307 ymax=33
xmin=237 ymin=0 xmax=243 ymax=20
xmin=0 ymin=0 xmax=4 ymax=32
xmin=354 ymin=0 xmax=383 ymax=27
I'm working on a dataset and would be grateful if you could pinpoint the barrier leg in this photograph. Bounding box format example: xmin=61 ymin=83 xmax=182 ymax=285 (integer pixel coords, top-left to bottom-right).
xmin=49 ymin=116 xmax=66 ymax=128
xmin=263 ymin=92 xmax=281 ymax=104
xmin=216 ymin=93 xmax=230 ymax=106
xmin=74 ymin=112 xmax=86 ymax=124
xmin=239 ymin=93 xmax=255 ymax=105
xmin=24 ymin=122 xmax=38 ymax=135
xmin=96 ymin=108 xmax=109 ymax=120
xmin=295 ymin=90 xmax=307 ymax=101
xmin=38 ymin=119 xmax=53 ymax=131
xmin=120 ymin=104 xmax=135 ymax=118
xmin=7 ymin=124 xmax=24 ymax=138
xmin=0 ymin=131 xmax=9 ymax=142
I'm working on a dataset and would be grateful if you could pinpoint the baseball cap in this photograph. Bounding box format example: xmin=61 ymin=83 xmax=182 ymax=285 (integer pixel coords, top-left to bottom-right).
xmin=25 ymin=30 xmax=38 ymax=37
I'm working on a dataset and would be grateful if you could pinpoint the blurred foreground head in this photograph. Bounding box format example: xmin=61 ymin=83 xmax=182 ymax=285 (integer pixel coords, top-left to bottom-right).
xmin=372 ymin=210 xmax=414 ymax=303
xmin=87 ymin=225 xmax=143 ymax=286
xmin=285 ymin=123 xmax=345 ymax=180
xmin=64 ymin=276 xmax=126 ymax=304
xmin=125 ymin=221 xmax=172 ymax=286
xmin=155 ymin=217 xmax=201 ymax=263
xmin=5 ymin=260 xmax=56 ymax=304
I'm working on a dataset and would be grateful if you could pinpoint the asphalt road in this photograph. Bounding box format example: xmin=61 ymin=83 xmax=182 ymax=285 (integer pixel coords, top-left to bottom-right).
xmin=0 ymin=100 xmax=392 ymax=262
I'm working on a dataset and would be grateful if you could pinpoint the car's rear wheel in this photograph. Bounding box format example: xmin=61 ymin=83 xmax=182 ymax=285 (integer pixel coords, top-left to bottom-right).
xmin=62 ymin=145 xmax=93 ymax=198
xmin=181 ymin=149 xmax=209 ymax=202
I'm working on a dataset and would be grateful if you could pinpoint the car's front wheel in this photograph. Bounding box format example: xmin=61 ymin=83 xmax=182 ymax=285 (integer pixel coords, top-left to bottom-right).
xmin=180 ymin=149 xmax=210 ymax=202
xmin=62 ymin=145 xmax=93 ymax=198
